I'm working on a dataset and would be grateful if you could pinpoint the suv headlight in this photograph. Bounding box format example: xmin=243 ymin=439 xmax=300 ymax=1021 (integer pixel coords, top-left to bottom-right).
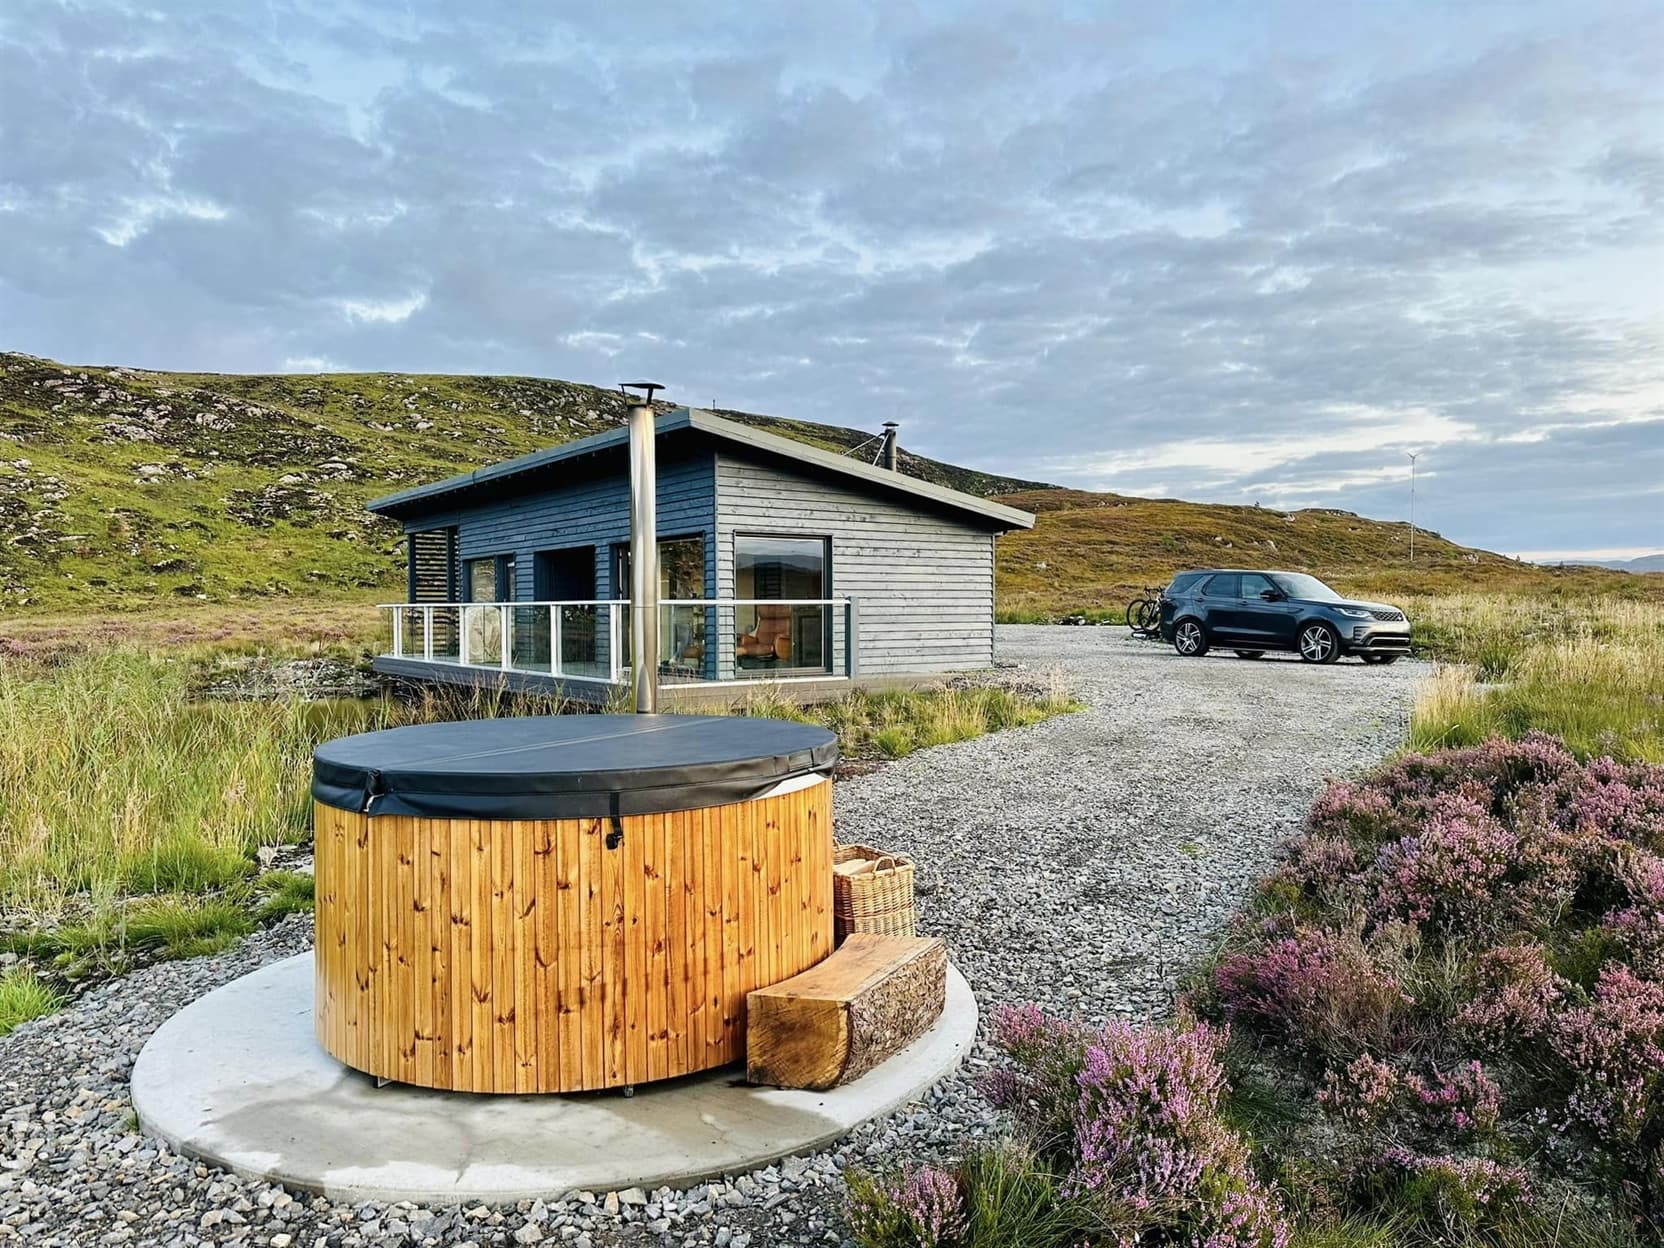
xmin=1336 ymin=607 xmax=1372 ymax=619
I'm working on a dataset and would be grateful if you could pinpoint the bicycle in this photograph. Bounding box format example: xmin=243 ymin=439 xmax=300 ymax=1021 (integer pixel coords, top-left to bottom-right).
xmin=1125 ymin=586 xmax=1164 ymax=637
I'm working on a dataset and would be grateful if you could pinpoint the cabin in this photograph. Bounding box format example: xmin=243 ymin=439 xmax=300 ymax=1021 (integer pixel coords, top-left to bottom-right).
xmin=367 ymin=407 xmax=1034 ymax=702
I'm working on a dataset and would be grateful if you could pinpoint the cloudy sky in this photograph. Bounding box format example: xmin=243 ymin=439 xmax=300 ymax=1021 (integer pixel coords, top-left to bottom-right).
xmin=2 ymin=1 xmax=1660 ymax=559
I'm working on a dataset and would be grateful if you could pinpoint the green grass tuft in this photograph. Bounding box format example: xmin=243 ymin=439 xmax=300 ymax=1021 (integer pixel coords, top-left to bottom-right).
xmin=0 ymin=966 xmax=64 ymax=1035
xmin=254 ymin=870 xmax=316 ymax=922
xmin=9 ymin=894 xmax=255 ymax=977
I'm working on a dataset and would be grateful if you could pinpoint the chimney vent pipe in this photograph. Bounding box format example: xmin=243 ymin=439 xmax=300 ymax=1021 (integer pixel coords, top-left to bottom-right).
xmin=881 ymin=421 xmax=899 ymax=472
xmin=620 ymin=381 xmax=663 ymax=714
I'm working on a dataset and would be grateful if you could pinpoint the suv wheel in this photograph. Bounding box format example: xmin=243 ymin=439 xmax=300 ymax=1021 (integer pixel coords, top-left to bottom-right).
xmin=1173 ymin=619 xmax=1209 ymax=657
xmin=1297 ymin=622 xmax=1340 ymax=664
xmin=1233 ymin=650 xmax=1264 ymax=659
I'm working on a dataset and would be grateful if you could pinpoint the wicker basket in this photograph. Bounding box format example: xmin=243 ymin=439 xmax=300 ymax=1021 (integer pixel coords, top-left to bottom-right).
xmin=832 ymin=843 xmax=917 ymax=941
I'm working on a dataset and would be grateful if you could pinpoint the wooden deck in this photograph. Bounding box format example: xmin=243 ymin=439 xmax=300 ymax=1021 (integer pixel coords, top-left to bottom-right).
xmin=371 ymin=655 xmax=944 ymax=707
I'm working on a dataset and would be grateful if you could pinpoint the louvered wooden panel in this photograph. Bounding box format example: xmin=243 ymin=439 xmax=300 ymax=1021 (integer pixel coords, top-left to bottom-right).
xmin=409 ymin=528 xmax=456 ymax=602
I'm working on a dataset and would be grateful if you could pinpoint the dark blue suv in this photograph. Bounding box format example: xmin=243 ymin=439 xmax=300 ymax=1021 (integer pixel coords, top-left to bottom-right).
xmin=1159 ymin=569 xmax=1411 ymax=664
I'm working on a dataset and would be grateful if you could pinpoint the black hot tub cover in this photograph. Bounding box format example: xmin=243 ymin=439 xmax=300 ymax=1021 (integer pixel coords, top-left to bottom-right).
xmin=311 ymin=714 xmax=839 ymax=819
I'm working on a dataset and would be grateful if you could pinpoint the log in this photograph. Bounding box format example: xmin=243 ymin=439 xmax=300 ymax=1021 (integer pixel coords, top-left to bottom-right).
xmin=745 ymin=933 xmax=947 ymax=1090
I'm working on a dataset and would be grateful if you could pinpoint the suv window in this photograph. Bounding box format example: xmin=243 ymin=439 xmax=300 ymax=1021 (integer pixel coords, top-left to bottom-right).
xmin=1166 ymin=572 xmax=1207 ymax=596
xmin=1238 ymin=573 xmax=1275 ymax=600
xmin=1202 ymin=573 xmax=1240 ymax=598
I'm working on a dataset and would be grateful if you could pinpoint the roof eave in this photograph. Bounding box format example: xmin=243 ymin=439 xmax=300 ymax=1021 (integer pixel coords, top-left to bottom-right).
xmin=365 ymin=406 xmax=1036 ymax=531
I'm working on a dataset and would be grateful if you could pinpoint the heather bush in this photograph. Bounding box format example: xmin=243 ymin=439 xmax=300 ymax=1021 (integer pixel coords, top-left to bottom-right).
xmin=1367 ymin=1148 xmax=1533 ymax=1235
xmin=874 ymin=1005 xmax=1291 ymax=1248
xmin=1306 ymin=781 xmax=1404 ymax=848
xmin=847 ymin=1163 xmax=968 ymax=1248
xmin=1603 ymin=850 xmax=1664 ymax=978
xmin=980 ymin=1003 xmax=1090 ymax=1155
xmin=1206 ymin=736 xmax=1664 ymax=1232
xmin=1213 ymin=926 xmax=1413 ymax=1059
xmin=853 ymin=737 xmax=1664 ymax=1246
xmin=1454 ymin=941 xmax=1567 ymax=1045
xmin=1369 ymin=793 xmax=1517 ymax=936
xmin=1069 ymin=1021 xmax=1239 ymax=1206
xmin=1551 ymin=964 xmax=1664 ymax=1152
xmin=1317 ymin=1054 xmax=1500 ymax=1139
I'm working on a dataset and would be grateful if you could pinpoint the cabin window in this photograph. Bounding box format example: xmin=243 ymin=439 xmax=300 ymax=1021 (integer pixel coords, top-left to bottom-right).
xmin=465 ymin=554 xmax=516 ymax=603
xmin=734 ymin=535 xmax=829 ymax=673
xmin=613 ymin=535 xmax=709 ymax=673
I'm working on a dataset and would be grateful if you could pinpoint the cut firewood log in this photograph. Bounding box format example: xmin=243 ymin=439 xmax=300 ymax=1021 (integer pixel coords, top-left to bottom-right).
xmin=745 ymin=933 xmax=947 ymax=1091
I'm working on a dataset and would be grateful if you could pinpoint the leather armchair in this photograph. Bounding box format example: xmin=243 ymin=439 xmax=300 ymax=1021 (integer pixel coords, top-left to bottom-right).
xmin=736 ymin=603 xmax=793 ymax=661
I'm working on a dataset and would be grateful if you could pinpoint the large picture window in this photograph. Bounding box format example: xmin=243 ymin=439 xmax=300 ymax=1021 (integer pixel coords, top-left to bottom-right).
xmin=735 ymin=535 xmax=828 ymax=673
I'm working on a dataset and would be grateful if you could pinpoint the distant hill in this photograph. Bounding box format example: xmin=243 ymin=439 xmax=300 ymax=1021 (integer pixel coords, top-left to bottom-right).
xmin=2 ymin=350 xmax=1653 ymax=618
xmin=990 ymin=488 xmax=1663 ymax=616
xmin=1560 ymin=554 xmax=1664 ymax=574
xmin=0 ymin=352 xmax=1042 ymax=612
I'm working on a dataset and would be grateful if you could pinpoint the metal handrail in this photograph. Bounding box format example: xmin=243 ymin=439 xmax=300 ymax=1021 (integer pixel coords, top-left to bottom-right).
xmin=376 ymin=597 xmax=859 ymax=685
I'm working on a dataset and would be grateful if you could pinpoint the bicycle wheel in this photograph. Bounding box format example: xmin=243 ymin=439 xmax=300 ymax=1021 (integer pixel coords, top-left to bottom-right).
xmin=1125 ymin=598 xmax=1148 ymax=631
xmin=1135 ymin=598 xmax=1161 ymax=632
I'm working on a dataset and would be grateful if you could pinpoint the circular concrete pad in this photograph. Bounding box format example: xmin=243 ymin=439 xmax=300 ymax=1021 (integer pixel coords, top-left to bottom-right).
xmin=133 ymin=953 xmax=977 ymax=1205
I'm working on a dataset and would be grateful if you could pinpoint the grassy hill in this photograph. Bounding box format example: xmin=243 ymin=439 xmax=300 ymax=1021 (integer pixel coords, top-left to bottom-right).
xmin=0 ymin=352 xmax=1040 ymax=613
xmin=2 ymin=350 xmax=1654 ymax=620
xmin=991 ymin=488 xmax=1661 ymax=617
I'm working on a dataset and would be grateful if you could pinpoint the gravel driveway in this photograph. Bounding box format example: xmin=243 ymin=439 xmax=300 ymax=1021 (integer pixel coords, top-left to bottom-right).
xmin=0 ymin=627 xmax=1423 ymax=1248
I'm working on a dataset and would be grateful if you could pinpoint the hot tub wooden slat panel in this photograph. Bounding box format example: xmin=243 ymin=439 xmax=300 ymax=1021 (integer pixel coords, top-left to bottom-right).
xmin=512 ymin=824 xmax=533 ymax=1093
xmin=644 ymin=813 xmax=666 ymax=1084
xmin=603 ymin=816 xmax=626 ymax=1087
xmin=668 ymin=811 xmax=687 ymax=1079
xmin=719 ymin=805 xmax=741 ymax=1060
xmin=695 ymin=807 xmax=714 ymax=1064
xmin=576 ymin=819 xmax=600 ymax=1090
xmin=445 ymin=820 xmax=468 ymax=1086
xmin=314 ymin=778 xmax=832 ymax=1093
xmin=533 ymin=823 xmax=558 ymax=1093
xmin=676 ymin=809 xmax=697 ymax=1074
xmin=410 ymin=818 xmax=432 ymax=1086
xmin=435 ymin=828 xmax=453 ymax=1075
xmin=625 ymin=822 xmax=642 ymax=1084
xmin=752 ymin=800 xmax=770 ymax=1008
xmin=552 ymin=821 xmax=576 ymax=1091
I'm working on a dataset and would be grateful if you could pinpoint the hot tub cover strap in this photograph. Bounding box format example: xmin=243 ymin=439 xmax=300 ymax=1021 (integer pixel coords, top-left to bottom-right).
xmin=311 ymin=714 xmax=839 ymax=819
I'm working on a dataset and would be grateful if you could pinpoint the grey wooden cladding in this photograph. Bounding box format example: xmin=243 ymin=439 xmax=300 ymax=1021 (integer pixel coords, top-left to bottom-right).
xmin=715 ymin=454 xmax=996 ymax=676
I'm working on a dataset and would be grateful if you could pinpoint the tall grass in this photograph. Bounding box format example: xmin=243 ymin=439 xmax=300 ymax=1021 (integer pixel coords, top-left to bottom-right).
xmin=736 ymin=678 xmax=1078 ymax=760
xmin=1 ymin=651 xmax=1077 ymax=943
xmin=0 ymin=652 xmax=391 ymax=930
xmin=1408 ymin=597 xmax=1664 ymax=761
xmin=1404 ymin=593 xmax=1664 ymax=675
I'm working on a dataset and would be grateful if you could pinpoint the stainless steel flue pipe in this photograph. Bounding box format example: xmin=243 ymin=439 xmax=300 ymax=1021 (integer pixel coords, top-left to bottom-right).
xmin=622 ymin=383 xmax=662 ymax=713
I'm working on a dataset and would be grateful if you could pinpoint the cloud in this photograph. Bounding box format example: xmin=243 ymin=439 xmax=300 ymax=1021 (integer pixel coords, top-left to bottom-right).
xmin=0 ymin=0 xmax=1659 ymax=554
xmin=333 ymin=291 xmax=428 ymax=325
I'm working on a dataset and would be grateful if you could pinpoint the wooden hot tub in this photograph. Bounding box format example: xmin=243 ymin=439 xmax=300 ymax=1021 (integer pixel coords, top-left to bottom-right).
xmin=310 ymin=714 xmax=837 ymax=1093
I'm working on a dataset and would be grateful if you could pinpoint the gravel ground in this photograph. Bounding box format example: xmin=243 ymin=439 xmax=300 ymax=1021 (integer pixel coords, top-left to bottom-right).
xmin=0 ymin=627 xmax=1423 ymax=1248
